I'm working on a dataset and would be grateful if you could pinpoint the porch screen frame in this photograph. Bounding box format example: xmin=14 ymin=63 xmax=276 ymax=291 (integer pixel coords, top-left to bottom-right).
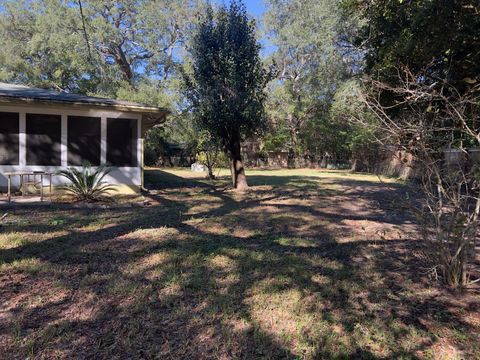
xmin=26 ymin=113 xmax=62 ymax=166
xmin=106 ymin=118 xmax=138 ymax=167
xmin=0 ymin=112 xmax=20 ymax=165
xmin=67 ymin=116 xmax=101 ymax=166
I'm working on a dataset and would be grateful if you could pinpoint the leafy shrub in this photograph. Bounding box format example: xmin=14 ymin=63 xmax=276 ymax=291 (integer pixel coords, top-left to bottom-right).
xmin=58 ymin=165 xmax=115 ymax=202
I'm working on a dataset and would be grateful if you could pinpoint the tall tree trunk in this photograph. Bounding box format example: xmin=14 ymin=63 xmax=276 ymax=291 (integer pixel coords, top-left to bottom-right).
xmin=205 ymin=151 xmax=215 ymax=180
xmin=113 ymin=45 xmax=133 ymax=83
xmin=287 ymin=113 xmax=298 ymax=168
xmin=228 ymin=137 xmax=248 ymax=190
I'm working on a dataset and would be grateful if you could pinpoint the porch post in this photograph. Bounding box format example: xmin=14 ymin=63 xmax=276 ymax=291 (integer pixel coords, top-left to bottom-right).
xmin=19 ymin=112 xmax=26 ymax=168
xmin=138 ymin=118 xmax=144 ymax=189
xmin=61 ymin=114 xmax=68 ymax=167
xmin=101 ymin=116 xmax=107 ymax=165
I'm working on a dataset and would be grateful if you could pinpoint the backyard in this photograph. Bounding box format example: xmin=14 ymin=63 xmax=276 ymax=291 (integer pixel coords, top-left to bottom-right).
xmin=0 ymin=168 xmax=479 ymax=359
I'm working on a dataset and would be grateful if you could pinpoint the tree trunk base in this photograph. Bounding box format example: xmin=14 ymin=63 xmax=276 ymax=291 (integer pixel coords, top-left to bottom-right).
xmin=229 ymin=139 xmax=248 ymax=191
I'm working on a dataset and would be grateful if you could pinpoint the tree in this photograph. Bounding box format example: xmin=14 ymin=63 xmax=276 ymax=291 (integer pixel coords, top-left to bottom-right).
xmin=0 ymin=0 xmax=208 ymax=161
xmin=0 ymin=0 xmax=205 ymax=103
xmin=196 ymin=131 xmax=224 ymax=180
xmin=348 ymin=0 xmax=480 ymax=93
xmin=345 ymin=0 xmax=480 ymax=287
xmin=353 ymin=70 xmax=480 ymax=288
xmin=185 ymin=0 xmax=270 ymax=190
xmin=0 ymin=0 xmax=96 ymax=92
xmin=263 ymin=0 xmax=362 ymax=166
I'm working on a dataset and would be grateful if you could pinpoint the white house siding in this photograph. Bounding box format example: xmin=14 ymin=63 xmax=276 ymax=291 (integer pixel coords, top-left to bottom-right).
xmin=0 ymin=103 xmax=143 ymax=190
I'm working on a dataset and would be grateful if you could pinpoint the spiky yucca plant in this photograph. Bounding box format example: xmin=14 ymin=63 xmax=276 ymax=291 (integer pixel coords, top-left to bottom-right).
xmin=58 ymin=165 xmax=115 ymax=202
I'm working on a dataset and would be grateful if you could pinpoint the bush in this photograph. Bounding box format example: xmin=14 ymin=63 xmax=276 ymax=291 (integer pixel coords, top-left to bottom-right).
xmin=58 ymin=165 xmax=115 ymax=202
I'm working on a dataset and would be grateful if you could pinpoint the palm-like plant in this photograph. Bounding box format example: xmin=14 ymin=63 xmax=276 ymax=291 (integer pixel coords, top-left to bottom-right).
xmin=58 ymin=165 xmax=115 ymax=202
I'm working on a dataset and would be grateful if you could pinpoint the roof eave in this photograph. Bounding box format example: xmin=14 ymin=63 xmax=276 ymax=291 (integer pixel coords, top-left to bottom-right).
xmin=0 ymin=96 xmax=170 ymax=115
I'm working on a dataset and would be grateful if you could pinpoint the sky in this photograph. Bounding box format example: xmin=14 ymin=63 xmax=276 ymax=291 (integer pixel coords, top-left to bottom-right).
xmin=242 ymin=0 xmax=277 ymax=56
xmin=215 ymin=0 xmax=267 ymax=18
xmin=243 ymin=0 xmax=267 ymax=19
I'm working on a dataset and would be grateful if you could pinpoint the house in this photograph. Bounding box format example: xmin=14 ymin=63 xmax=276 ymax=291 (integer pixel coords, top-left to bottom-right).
xmin=0 ymin=82 xmax=168 ymax=194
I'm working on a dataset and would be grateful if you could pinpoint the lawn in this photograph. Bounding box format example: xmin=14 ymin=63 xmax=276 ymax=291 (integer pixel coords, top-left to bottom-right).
xmin=0 ymin=168 xmax=478 ymax=359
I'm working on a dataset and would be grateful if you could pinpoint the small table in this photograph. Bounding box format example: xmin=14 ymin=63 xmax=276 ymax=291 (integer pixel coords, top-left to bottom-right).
xmin=5 ymin=171 xmax=53 ymax=202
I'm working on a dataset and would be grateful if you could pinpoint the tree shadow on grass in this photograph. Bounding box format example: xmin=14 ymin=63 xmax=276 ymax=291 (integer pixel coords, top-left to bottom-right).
xmin=145 ymin=169 xmax=214 ymax=189
xmin=0 ymin=172 xmax=478 ymax=359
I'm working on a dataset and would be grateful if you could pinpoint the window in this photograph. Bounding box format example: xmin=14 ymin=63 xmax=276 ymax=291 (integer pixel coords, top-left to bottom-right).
xmin=0 ymin=112 xmax=19 ymax=165
xmin=26 ymin=114 xmax=61 ymax=166
xmin=107 ymin=118 xmax=138 ymax=167
xmin=68 ymin=116 xmax=101 ymax=166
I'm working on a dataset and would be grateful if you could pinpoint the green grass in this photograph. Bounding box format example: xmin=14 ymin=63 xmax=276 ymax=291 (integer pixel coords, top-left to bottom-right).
xmin=0 ymin=168 xmax=478 ymax=359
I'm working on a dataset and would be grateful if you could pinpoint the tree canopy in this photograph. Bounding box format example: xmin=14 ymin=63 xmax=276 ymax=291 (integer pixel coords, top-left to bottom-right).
xmin=262 ymin=0 xmax=363 ymax=165
xmin=0 ymin=0 xmax=205 ymax=106
xmin=1 ymin=0 xmax=478 ymax=177
xmin=348 ymin=0 xmax=480 ymax=91
xmin=184 ymin=0 xmax=270 ymax=189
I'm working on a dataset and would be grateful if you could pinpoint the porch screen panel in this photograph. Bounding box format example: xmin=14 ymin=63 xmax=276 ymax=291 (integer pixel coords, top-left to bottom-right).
xmin=68 ymin=116 xmax=101 ymax=166
xmin=107 ymin=118 xmax=138 ymax=167
xmin=0 ymin=112 xmax=19 ymax=165
xmin=26 ymin=114 xmax=61 ymax=165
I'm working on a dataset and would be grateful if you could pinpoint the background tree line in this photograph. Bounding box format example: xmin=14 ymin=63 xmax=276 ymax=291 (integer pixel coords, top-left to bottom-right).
xmin=0 ymin=0 xmax=479 ymax=286
xmin=0 ymin=0 xmax=372 ymax=171
xmin=2 ymin=1 xmax=478 ymax=174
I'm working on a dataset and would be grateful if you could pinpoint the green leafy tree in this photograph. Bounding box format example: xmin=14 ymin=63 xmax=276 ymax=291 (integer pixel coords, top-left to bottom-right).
xmin=185 ymin=0 xmax=270 ymax=189
xmin=0 ymin=0 xmax=208 ymax=161
xmin=144 ymin=126 xmax=170 ymax=166
xmin=341 ymin=0 xmax=480 ymax=130
xmin=0 ymin=0 xmax=97 ymax=92
xmin=345 ymin=0 xmax=480 ymax=159
xmin=196 ymin=130 xmax=225 ymax=180
xmin=330 ymin=79 xmax=379 ymax=171
xmin=0 ymin=0 xmax=205 ymax=104
xmin=345 ymin=0 xmax=480 ymax=287
xmin=348 ymin=0 xmax=480 ymax=90
xmin=263 ymin=0 xmax=361 ymax=165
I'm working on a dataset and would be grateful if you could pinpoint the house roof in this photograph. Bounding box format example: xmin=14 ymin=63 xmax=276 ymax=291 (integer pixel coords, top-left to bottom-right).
xmin=0 ymin=82 xmax=169 ymax=114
